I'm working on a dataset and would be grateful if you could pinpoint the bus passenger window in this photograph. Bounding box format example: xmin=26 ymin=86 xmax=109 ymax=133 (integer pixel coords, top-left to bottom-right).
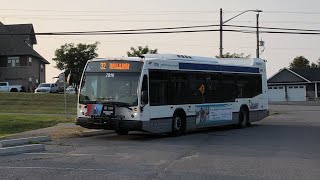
xmin=149 ymin=70 xmax=169 ymax=106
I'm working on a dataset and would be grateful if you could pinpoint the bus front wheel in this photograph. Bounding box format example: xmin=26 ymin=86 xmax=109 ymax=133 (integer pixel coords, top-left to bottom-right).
xmin=237 ymin=107 xmax=249 ymax=128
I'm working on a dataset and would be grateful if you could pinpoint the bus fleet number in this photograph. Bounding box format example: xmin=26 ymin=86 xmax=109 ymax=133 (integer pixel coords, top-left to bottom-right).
xmin=106 ymin=73 xmax=115 ymax=78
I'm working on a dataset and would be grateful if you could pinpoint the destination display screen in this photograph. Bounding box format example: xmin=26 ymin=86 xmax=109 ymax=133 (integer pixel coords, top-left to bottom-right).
xmin=85 ymin=60 xmax=143 ymax=72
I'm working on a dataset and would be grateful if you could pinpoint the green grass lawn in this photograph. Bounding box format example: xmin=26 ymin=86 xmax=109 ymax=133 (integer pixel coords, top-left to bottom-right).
xmin=0 ymin=114 xmax=74 ymax=137
xmin=0 ymin=92 xmax=77 ymax=114
xmin=0 ymin=92 xmax=78 ymax=137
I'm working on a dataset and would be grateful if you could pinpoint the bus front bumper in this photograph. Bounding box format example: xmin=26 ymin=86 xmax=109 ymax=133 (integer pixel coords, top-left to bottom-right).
xmin=75 ymin=117 xmax=143 ymax=131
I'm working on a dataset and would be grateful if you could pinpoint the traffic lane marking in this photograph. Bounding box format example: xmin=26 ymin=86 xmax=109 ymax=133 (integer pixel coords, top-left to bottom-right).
xmin=0 ymin=166 xmax=107 ymax=171
xmin=24 ymin=152 xmax=131 ymax=158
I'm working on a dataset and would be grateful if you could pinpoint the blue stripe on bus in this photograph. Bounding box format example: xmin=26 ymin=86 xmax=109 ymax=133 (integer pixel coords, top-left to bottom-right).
xmin=179 ymin=63 xmax=259 ymax=73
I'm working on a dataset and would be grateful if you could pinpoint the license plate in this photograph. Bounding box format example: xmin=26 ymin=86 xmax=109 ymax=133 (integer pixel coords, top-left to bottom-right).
xmin=103 ymin=106 xmax=115 ymax=116
xmin=103 ymin=110 xmax=113 ymax=115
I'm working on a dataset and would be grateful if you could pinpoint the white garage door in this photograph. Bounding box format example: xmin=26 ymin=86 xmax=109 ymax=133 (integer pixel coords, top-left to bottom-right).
xmin=268 ymin=86 xmax=286 ymax=102
xmin=287 ymin=85 xmax=306 ymax=101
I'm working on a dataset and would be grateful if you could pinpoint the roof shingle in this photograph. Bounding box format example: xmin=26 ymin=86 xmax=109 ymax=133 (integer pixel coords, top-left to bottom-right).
xmin=291 ymin=68 xmax=320 ymax=81
xmin=0 ymin=23 xmax=48 ymax=64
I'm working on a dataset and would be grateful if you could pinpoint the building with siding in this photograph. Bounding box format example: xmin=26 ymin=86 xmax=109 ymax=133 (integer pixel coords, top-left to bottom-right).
xmin=267 ymin=68 xmax=320 ymax=102
xmin=0 ymin=22 xmax=49 ymax=92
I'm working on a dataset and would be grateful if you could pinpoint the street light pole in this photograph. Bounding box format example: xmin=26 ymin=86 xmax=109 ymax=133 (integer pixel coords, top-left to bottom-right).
xmin=256 ymin=13 xmax=260 ymax=58
xmin=219 ymin=8 xmax=223 ymax=57
xmin=219 ymin=9 xmax=262 ymax=58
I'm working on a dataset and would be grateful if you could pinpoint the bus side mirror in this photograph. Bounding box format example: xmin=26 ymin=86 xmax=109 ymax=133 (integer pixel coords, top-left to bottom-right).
xmin=141 ymin=90 xmax=148 ymax=106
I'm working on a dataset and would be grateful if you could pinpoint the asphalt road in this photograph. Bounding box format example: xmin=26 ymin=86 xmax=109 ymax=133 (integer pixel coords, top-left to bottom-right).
xmin=1 ymin=104 xmax=320 ymax=180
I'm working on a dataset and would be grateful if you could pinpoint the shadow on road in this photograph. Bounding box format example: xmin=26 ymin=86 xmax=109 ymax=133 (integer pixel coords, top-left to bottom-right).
xmin=92 ymin=124 xmax=248 ymax=142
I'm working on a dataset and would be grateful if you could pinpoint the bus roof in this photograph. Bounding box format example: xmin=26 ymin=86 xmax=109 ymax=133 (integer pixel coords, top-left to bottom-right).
xmin=88 ymin=54 xmax=265 ymax=67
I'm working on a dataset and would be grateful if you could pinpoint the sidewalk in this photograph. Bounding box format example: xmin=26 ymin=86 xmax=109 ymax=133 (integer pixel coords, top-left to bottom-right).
xmin=269 ymin=100 xmax=320 ymax=106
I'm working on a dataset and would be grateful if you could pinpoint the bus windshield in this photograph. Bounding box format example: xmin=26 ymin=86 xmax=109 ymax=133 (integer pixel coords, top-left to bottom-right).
xmin=79 ymin=72 xmax=140 ymax=106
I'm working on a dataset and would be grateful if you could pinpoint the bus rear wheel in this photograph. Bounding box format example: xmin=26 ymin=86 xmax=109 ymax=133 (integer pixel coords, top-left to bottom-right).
xmin=237 ymin=108 xmax=249 ymax=128
xmin=171 ymin=112 xmax=186 ymax=136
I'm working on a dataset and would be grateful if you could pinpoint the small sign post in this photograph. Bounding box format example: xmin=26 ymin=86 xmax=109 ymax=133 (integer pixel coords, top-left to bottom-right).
xmin=59 ymin=73 xmax=67 ymax=119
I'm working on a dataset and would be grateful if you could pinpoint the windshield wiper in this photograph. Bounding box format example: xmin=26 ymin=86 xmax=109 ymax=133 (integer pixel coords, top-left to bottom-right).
xmin=95 ymin=97 xmax=115 ymax=101
xmin=81 ymin=100 xmax=97 ymax=104
xmin=103 ymin=101 xmax=133 ymax=111
xmin=82 ymin=98 xmax=133 ymax=110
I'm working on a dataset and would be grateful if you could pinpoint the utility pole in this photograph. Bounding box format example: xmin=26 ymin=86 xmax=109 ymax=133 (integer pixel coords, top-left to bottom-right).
xmin=220 ymin=9 xmax=262 ymax=58
xmin=63 ymin=72 xmax=67 ymax=119
xmin=256 ymin=13 xmax=260 ymax=58
xmin=219 ymin=8 xmax=223 ymax=57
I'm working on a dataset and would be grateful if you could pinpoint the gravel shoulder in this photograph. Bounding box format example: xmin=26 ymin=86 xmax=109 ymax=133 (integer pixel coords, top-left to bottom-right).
xmin=2 ymin=123 xmax=111 ymax=140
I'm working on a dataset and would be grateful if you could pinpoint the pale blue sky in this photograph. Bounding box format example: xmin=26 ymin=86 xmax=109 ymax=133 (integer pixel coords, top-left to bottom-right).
xmin=2 ymin=0 xmax=320 ymax=82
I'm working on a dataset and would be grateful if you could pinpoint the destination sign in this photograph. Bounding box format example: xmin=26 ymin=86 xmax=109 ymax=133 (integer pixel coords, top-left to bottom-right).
xmin=86 ymin=60 xmax=142 ymax=72
xmin=109 ymin=63 xmax=130 ymax=70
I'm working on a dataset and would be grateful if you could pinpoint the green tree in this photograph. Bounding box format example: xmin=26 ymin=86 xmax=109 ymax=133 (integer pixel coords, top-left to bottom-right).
xmin=289 ymin=56 xmax=310 ymax=69
xmin=127 ymin=45 xmax=158 ymax=57
xmin=216 ymin=52 xmax=250 ymax=58
xmin=53 ymin=42 xmax=99 ymax=85
xmin=311 ymin=62 xmax=318 ymax=68
xmin=310 ymin=58 xmax=320 ymax=68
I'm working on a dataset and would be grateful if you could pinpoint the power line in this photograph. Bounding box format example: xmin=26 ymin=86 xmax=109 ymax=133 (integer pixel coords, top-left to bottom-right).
xmin=0 ymin=29 xmax=220 ymax=36
xmin=0 ymin=24 xmax=219 ymax=34
xmin=1 ymin=12 xmax=218 ymax=17
xmin=2 ymin=24 xmax=320 ymax=36
xmin=226 ymin=24 xmax=320 ymax=32
xmin=5 ymin=16 xmax=214 ymax=23
xmin=36 ymin=25 xmax=220 ymax=34
xmin=2 ymin=29 xmax=320 ymax=36
xmin=0 ymin=8 xmax=219 ymax=13
xmin=225 ymin=29 xmax=320 ymax=35
xmin=6 ymin=16 xmax=320 ymax=25
xmin=4 ymin=13 xmax=320 ymax=25
xmin=264 ymin=11 xmax=320 ymax=15
xmin=225 ymin=10 xmax=320 ymax=15
xmin=4 ymin=8 xmax=320 ymax=15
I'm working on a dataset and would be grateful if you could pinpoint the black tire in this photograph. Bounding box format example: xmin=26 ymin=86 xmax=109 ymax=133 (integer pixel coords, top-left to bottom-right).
xmin=237 ymin=107 xmax=249 ymax=128
xmin=171 ymin=112 xmax=186 ymax=136
xmin=115 ymin=129 xmax=129 ymax=135
xmin=10 ymin=88 xmax=18 ymax=92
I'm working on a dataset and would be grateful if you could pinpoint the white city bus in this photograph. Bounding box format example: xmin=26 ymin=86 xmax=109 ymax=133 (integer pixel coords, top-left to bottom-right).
xmin=76 ymin=54 xmax=269 ymax=135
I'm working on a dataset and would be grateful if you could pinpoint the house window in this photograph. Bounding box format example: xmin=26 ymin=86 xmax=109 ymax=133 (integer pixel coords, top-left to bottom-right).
xmin=29 ymin=57 xmax=32 ymax=66
xmin=7 ymin=57 xmax=20 ymax=67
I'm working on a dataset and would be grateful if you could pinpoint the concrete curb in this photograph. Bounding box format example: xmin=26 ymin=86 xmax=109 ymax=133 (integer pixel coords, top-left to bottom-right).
xmin=0 ymin=136 xmax=51 ymax=148
xmin=79 ymin=130 xmax=114 ymax=137
xmin=0 ymin=144 xmax=45 ymax=156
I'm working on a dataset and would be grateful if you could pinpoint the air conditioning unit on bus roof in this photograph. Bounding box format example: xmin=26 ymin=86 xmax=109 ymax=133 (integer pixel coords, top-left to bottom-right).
xmin=143 ymin=54 xmax=218 ymax=63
